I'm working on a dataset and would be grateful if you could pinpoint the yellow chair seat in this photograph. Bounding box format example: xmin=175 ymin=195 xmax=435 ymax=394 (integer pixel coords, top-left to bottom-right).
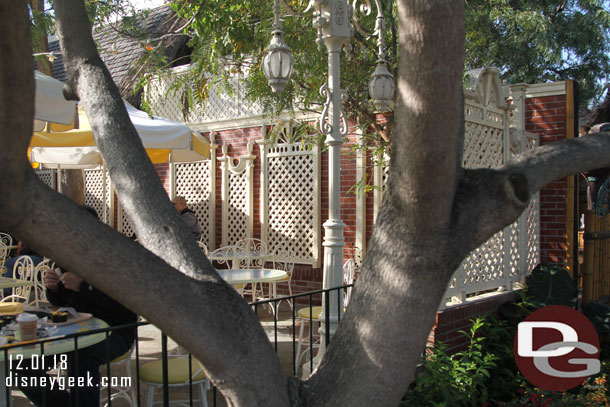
xmin=297 ymin=306 xmax=322 ymax=320
xmin=110 ymin=350 xmax=131 ymax=363
xmin=140 ymin=358 xmax=206 ymax=384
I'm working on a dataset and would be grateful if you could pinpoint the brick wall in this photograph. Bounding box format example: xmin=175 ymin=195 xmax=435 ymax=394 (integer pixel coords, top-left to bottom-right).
xmin=525 ymin=94 xmax=568 ymax=264
xmin=428 ymin=292 xmax=520 ymax=353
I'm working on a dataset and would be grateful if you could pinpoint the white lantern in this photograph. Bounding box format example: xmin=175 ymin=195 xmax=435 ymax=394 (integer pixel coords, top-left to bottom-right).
xmin=262 ymin=29 xmax=294 ymax=93
xmin=368 ymin=58 xmax=395 ymax=111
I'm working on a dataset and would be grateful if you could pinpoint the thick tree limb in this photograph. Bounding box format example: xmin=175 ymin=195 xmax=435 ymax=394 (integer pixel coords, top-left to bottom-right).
xmin=451 ymin=132 xmax=610 ymax=257
xmin=308 ymin=2 xmax=465 ymax=406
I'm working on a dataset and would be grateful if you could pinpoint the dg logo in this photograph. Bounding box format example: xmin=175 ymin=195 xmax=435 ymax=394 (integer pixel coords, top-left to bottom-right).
xmin=514 ymin=305 xmax=600 ymax=391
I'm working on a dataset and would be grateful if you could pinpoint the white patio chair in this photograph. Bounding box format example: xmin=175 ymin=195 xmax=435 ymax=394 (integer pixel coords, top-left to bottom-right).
xmin=101 ymin=343 xmax=136 ymax=407
xmin=32 ymin=258 xmax=55 ymax=307
xmin=295 ymin=259 xmax=354 ymax=370
xmin=234 ymin=239 xmax=269 ymax=300
xmin=234 ymin=238 xmax=269 ymax=269
xmin=1 ymin=255 xmax=35 ymax=304
xmin=140 ymin=356 xmax=209 ymax=407
xmin=197 ymin=241 xmax=209 ymax=255
xmin=343 ymin=258 xmax=355 ymax=308
xmin=0 ymin=233 xmax=13 ymax=273
xmin=262 ymin=241 xmax=295 ymax=313
xmin=208 ymin=246 xmax=245 ymax=295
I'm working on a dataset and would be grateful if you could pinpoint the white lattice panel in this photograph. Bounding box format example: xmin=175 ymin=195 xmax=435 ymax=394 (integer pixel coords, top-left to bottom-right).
xmin=174 ymin=161 xmax=213 ymax=248
xmin=508 ymin=222 xmax=520 ymax=278
xmin=261 ymin=127 xmax=321 ymax=265
xmin=227 ymin=170 xmax=250 ymax=245
xmin=219 ymin=143 xmax=254 ymax=247
xmin=84 ymin=168 xmax=111 ymax=225
xmin=463 ymin=123 xmax=504 ymax=168
xmin=451 ymin=232 xmax=506 ymax=295
xmin=146 ymin=68 xmax=264 ymax=124
xmin=35 ymin=169 xmax=56 ymax=190
xmin=526 ymin=193 xmax=540 ymax=270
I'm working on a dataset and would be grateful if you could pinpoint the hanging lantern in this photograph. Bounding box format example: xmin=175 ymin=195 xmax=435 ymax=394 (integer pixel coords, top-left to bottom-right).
xmin=263 ymin=0 xmax=293 ymax=93
xmin=369 ymin=57 xmax=395 ymax=111
xmin=368 ymin=2 xmax=394 ymax=112
xmin=263 ymin=29 xmax=294 ymax=93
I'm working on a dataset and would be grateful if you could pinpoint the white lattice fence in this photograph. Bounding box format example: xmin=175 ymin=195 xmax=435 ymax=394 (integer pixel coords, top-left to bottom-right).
xmin=84 ymin=168 xmax=111 ymax=225
xmin=445 ymin=94 xmax=508 ymax=302
xmin=35 ymin=169 xmax=56 ymax=190
xmin=145 ymin=66 xmax=264 ymax=124
xmin=174 ymin=161 xmax=214 ymax=248
xmin=371 ymin=69 xmax=540 ymax=306
xmin=260 ymin=126 xmax=321 ymax=266
xmin=219 ymin=143 xmax=254 ymax=247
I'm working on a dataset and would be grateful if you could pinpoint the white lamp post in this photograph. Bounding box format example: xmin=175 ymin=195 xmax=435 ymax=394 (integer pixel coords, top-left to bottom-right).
xmin=263 ymin=0 xmax=394 ymax=371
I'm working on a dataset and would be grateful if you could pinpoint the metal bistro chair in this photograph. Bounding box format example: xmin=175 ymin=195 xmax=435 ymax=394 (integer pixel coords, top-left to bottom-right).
xmin=32 ymin=258 xmax=55 ymax=307
xmin=260 ymin=241 xmax=295 ymax=313
xmin=295 ymin=259 xmax=354 ymax=370
xmin=101 ymin=343 xmax=136 ymax=407
xmin=0 ymin=233 xmax=14 ymax=273
xmin=235 ymin=238 xmax=269 ymax=301
xmin=1 ymin=255 xmax=35 ymax=304
xmin=234 ymin=238 xmax=269 ymax=269
xmin=197 ymin=241 xmax=209 ymax=255
xmin=208 ymin=246 xmax=245 ymax=295
xmin=140 ymin=355 xmax=210 ymax=407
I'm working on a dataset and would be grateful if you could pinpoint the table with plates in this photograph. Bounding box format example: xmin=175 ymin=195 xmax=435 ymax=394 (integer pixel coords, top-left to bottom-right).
xmin=0 ymin=316 xmax=109 ymax=406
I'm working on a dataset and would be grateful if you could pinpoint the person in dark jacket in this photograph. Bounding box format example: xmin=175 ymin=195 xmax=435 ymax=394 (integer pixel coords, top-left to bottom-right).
xmin=17 ymin=206 xmax=137 ymax=407
xmin=171 ymin=195 xmax=202 ymax=240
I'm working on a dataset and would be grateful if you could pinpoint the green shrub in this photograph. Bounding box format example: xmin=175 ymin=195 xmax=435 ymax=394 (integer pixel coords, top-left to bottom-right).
xmin=402 ymin=318 xmax=498 ymax=407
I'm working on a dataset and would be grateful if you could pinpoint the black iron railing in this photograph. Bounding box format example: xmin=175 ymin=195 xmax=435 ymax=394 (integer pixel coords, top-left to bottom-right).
xmin=0 ymin=284 xmax=350 ymax=406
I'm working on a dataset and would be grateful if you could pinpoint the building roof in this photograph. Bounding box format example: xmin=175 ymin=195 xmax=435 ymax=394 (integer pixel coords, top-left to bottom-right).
xmin=45 ymin=5 xmax=190 ymax=107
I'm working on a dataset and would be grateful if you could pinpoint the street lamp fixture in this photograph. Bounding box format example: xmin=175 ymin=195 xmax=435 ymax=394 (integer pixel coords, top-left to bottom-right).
xmin=262 ymin=0 xmax=294 ymax=93
xmin=262 ymin=0 xmax=394 ymax=374
xmin=368 ymin=0 xmax=395 ymax=111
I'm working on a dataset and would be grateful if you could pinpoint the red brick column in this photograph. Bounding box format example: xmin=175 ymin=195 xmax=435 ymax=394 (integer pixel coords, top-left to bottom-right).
xmin=526 ymin=94 xmax=568 ymax=264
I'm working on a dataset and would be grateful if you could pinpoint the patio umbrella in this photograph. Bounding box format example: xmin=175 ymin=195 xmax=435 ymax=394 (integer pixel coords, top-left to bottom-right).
xmin=29 ymin=101 xmax=210 ymax=169
xmin=33 ymin=71 xmax=77 ymax=132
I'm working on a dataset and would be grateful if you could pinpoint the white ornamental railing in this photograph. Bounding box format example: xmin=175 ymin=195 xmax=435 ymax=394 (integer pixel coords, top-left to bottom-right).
xmin=145 ymin=65 xmax=264 ymax=124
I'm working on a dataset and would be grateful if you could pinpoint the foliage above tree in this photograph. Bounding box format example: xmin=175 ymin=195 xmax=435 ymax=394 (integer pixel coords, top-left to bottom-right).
xmin=464 ymin=0 xmax=610 ymax=103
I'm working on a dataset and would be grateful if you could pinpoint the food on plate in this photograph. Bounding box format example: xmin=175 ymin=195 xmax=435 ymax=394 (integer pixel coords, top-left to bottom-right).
xmin=51 ymin=311 xmax=69 ymax=323
xmin=0 ymin=302 xmax=24 ymax=315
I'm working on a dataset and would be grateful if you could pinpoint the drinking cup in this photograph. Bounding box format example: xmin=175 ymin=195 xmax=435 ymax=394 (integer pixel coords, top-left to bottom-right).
xmin=16 ymin=313 xmax=38 ymax=342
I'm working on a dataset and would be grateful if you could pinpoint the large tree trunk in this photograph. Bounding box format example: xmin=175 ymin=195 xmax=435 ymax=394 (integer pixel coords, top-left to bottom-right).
xmin=3 ymin=1 xmax=610 ymax=406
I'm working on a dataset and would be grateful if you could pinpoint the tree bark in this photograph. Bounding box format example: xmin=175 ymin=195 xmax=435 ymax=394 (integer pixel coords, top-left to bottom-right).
xmin=3 ymin=1 xmax=610 ymax=406
xmin=59 ymin=169 xmax=85 ymax=205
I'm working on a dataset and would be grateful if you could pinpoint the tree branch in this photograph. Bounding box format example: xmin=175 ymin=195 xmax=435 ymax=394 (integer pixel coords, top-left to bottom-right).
xmin=451 ymin=132 xmax=610 ymax=257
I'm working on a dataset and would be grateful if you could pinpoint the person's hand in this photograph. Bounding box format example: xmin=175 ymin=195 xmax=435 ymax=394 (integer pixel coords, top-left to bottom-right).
xmin=44 ymin=269 xmax=60 ymax=292
xmin=61 ymin=272 xmax=83 ymax=292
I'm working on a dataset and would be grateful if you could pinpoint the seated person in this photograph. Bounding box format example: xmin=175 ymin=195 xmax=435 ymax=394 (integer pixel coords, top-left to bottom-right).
xmin=16 ymin=207 xmax=137 ymax=407
xmin=171 ymin=196 xmax=202 ymax=241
